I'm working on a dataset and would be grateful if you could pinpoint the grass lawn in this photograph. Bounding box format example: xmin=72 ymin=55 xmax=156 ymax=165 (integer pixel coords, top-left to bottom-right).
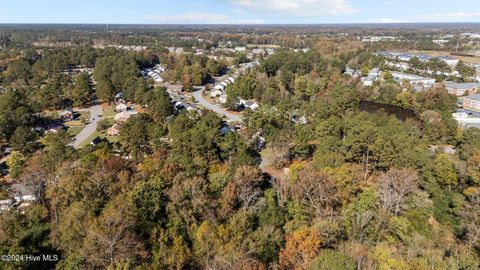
xmin=105 ymin=135 xmax=119 ymax=144
xmin=77 ymin=130 xmax=119 ymax=148
xmin=78 ymin=111 xmax=91 ymax=120
xmin=78 ymin=130 xmax=101 ymax=148
xmin=102 ymin=117 xmax=115 ymax=126
xmin=42 ymin=110 xmax=61 ymax=119
xmin=103 ymin=106 xmax=116 ymax=118
xmin=67 ymin=126 xmax=84 ymax=137
xmin=64 ymin=120 xmax=84 ymax=127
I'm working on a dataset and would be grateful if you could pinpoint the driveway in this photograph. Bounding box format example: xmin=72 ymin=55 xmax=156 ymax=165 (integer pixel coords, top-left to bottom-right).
xmin=192 ymin=87 xmax=242 ymax=122
xmin=71 ymin=103 xmax=103 ymax=148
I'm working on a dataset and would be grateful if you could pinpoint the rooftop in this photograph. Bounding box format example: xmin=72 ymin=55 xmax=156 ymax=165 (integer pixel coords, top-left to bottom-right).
xmin=466 ymin=93 xmax=480 ymax=100
xmin=444 ymin=81 xmax=480 ymax=90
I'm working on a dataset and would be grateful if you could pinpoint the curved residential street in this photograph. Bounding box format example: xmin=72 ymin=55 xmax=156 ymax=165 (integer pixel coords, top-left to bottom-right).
xmin=192 ymin=87 xmax=243 ymax=122
xmin=71 ymin=103 xmax=103 ymax=149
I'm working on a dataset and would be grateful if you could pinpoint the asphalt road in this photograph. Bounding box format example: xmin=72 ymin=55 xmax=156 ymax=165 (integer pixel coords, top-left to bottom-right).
xmin=71 ymin=103 xmax=103 ymax=148
xmin=192 ymin=87 xmax=243 ymax=122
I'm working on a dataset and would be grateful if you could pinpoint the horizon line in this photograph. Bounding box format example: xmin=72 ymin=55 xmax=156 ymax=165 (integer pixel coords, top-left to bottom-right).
xmin=0 ymin=22 xmax=479 ymax=26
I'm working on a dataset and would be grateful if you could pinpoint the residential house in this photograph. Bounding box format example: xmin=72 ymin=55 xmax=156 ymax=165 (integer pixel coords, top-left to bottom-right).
xmin=0 ymin=183 xmax=37 ymax=212
xmin=430 ymin=145 xmax=457 ymax=155
xmin=461 ymin=94 xmax=480 ymax=110
xmin=369 ymin=68 xmax=381 ymax=77
xmin=219 ymin=95 xmax=228 ymax=104
xmin=60 ymin=109 xmax=74 ymax=121
xmin=115 ymin=102 xmax=128 ymax=112
xmin=210 ymin=89 xmax=223 ymax=98
xmin=438 ymin=56 xmax=459 ymax=67
xmin=114 ymin=111 xmax=138 ymax=123
xmin=215 ymin=84 xmax=226 ymax=91
xmin=235 ymin=46 xmax=246 ymax=52
xmin=377 ymin=51 xmax=459 ymax=68
xmin=240 ymin=99 xmax=260 ymax=111
xmin=107 ymin=123 xmax=122 ymax=136
xmin=362 ymin=77 xmax=375 ymax=87
xmin=391 ymin=71 xmax=436 ymax=87
xmin=221 ymin=81 xmax=229 ymax=87
xmin=444 ymin=81 xmax=480 ymax=96
xmin=344 ymin=67 xmax=356 ymax=76
xmin=453 ymin=111 xmax=480 ymax=128
xmin=46 ymin=124 xmax=65 ymax=134
xmin=252 ymin=48 xmax=265 ymax=55
xmin=266 ymin=48 xmax=275 ymax=55
xmin=174 ymin=101 xmax=187 ymax=111
xmin=361 ymin=68 xmax=381 ymax=87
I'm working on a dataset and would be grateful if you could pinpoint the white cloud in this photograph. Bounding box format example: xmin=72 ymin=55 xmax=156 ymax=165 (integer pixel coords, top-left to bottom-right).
xmin=228 ymin=0 xmax=357 ymax=16
xmin=368 ymin=12 xmax=480 ymax=24
xmin=144 ymin=12 xmax=231 ymax=24
xmin=237 ymin=19 xmax=265 ymax=24
xmin=419 ymin=12 xmax=480 ymax=20
xmin=369 ymin=17 xmax=404 ymax=23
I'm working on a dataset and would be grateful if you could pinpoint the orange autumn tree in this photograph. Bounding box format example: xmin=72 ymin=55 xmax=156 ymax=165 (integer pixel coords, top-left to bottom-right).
xmin=279 ymin=227 xmax=322 ymax=270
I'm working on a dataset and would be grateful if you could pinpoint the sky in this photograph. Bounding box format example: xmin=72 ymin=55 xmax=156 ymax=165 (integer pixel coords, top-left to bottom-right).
xmin=1 ymin=0 xmax=480 ymax=24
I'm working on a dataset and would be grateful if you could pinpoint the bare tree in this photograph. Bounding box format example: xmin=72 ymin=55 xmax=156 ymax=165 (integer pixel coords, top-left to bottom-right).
xmin=270 ymin=175 xmax=289 ymax=207
xmin=290 ymin=165 xmax=341 ymax=217
xmin=461 ymin=190 xmax=480 ymax=249
xmin=82 ymin=200 xmax=145 ymax=268
xmin=19 ymin=154 xmax=48 ymax=205
xmin=234 ymin=166 xmax=262 ymax=208
xmin=220 ymin=166 xmax=262 ymax=216
xmin=376 ymin=168 xmax=419 ymax=216
xmin=167 ymin=174 xmax=213 ymax=231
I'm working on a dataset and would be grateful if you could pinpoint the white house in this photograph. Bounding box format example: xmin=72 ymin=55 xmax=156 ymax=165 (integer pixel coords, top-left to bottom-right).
xmin=252 ymin=49 xmax=265 ymax=55
xmin=235 ymin=46 xmax=247 ymax=52
xmin=245 ymin=101 xmax=260 ymax=111
xmin=210 ymin=89 xmax=223 ymax=98
xmin=114 ymin=111 xmax=138 ymax=123
xmin=266 ymin=48 xmax=275 ymax=55
xmin=239 ymin=99 xmax=260 ymax=111
xmin=368 ymin=68 xmax=381 ymax=78
xmin=362 ymin=77 xmax=375 ymax=87
xmin=391 ymin=71 xmax=436 ymax=86
xmin=115 ymin=102 xmax=128 ymax=112
xmin=219 ymin=95 xmax=228 ymax=104
xmin=438 ymin=56 xmax=459 ymax=67
xmin=215 ymin=84 xmax=226 ymax=91
xmin=361 ymin=68 xmax=381 ymax=87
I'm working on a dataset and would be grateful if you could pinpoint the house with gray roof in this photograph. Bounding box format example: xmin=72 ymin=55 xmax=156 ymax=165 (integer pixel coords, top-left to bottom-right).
xmin=444 ymin=81 xmax=480 ymax=96
xmin=462 ymin=94 xmax=480 ymax=110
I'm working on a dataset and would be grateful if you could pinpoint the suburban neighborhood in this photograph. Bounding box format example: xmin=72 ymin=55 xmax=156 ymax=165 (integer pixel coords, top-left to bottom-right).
xmin=1 ymin=5 xmax=480 ymax=268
